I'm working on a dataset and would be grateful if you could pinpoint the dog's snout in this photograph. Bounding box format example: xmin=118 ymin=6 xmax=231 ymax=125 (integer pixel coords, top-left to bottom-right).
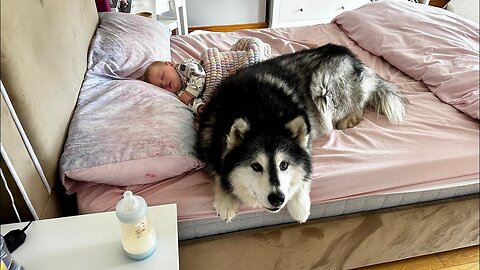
xmin=268 ymin=192 xmax=285 ymax=207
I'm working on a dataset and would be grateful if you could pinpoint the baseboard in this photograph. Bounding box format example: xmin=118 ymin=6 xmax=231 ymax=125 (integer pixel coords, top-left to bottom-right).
xmin=188 ymin=22 xmax=268 ymax=33
xmin=429 ymin=0 xmax=450 ymax=8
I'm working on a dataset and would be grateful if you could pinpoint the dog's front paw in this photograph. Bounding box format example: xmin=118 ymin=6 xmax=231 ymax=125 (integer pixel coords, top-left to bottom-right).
xmin=287 ymin=187 xmax=311 ymax=223
xmin=214 ymin=194 xmax=240 ymax=222
xmin=287 ymin=201 xmax=310 ymax=223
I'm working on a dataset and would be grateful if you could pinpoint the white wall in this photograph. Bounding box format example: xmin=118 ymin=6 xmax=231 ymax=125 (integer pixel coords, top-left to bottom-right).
xmin=185 ymin=0 xmax=266 ymax=27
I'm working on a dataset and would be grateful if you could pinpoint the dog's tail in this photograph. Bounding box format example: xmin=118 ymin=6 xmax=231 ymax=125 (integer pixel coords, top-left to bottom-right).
xmin=364 ymin=69 xmax=408 ymax=124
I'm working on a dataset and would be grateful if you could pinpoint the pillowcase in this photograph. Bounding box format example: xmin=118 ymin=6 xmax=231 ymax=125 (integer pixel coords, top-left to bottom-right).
xmin=60 ymin=12 xmax=204 ymax=194
xmin=60 ymin=79 xmax=204 ymax=194
xmin=333 ymin=1 xmax=479 ymax=119
xmin=88 ymin=12 xmax=171 ymax=80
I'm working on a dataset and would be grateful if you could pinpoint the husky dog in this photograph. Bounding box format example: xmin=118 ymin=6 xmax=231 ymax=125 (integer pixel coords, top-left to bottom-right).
xmin=197 ymin=43 xmax=407 ymax=223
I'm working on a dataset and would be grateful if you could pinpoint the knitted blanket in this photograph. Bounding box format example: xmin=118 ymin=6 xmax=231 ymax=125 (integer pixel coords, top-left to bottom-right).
xmin=200 ymin=37 xmax=272 ymax=103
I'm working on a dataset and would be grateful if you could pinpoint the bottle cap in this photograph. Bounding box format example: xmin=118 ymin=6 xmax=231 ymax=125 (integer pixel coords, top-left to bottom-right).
xmin=115 ymin=191 xmax=147 ymax=223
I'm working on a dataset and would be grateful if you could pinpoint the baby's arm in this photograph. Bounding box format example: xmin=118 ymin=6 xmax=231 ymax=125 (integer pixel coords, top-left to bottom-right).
xmin=177 ymin=59 xmax=206 ymax=105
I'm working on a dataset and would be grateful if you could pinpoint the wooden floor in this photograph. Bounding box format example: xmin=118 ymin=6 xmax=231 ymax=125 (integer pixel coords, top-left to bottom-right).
xmin=361 ymin=246 xmax=479 ymax=270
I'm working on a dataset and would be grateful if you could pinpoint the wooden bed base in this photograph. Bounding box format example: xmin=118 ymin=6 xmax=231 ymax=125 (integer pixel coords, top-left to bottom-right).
xmin=179 ymin=195 xmax=479 ymax=269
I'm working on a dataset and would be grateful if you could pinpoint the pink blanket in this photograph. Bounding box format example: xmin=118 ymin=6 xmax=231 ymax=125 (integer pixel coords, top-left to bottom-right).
xmin=333 ymin=0 xmax=479 ymax=119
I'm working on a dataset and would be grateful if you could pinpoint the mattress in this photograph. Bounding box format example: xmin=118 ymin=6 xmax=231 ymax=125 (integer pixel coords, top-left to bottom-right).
xmin=76 ymin=24 xmax=479 ymax=240
xmin=178 ymin=181 xmax=479 ymax=240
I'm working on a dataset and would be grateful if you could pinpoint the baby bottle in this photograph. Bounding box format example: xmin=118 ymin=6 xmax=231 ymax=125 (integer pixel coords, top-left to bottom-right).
xmin=116 ymin=191 xmax=156 ymax=260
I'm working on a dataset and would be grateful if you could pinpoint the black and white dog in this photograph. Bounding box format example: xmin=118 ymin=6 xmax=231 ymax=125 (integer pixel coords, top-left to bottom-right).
xmin=197 ymin=43 xmax=407 ymax=222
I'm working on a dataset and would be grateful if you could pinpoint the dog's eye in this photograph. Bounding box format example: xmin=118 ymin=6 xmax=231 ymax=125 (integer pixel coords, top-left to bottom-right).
xmin=279 ymin=161 xmax=289 ymax=171
xmin=251 ymin=162 xmax=263 ymax=172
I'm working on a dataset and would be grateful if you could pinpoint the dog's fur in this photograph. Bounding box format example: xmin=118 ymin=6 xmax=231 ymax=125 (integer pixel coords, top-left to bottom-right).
xmin=197 ymin=43 xmax=407 ymax=222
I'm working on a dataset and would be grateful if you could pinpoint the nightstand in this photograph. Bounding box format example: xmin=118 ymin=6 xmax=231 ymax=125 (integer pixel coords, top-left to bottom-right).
xmin=131 ymin=0 xmax=188 ymax=35
xmin=267 ymin=0 xmax=370 ymax=28
xmin=0 ymin=204 xmax=178 ymax=270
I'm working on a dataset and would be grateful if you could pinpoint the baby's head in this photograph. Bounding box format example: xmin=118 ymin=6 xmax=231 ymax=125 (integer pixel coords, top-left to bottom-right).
xmin=143 ymin=61 xmax=183 ymax=93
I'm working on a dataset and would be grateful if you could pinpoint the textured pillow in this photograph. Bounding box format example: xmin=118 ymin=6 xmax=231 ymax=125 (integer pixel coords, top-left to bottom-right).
xmin=88 ymin=12 xmax=171 ymax=80
xmin=200 ymin=37 xmax=272 ymax=103
xmin=60 ymin=79 xmax=204 ymax=194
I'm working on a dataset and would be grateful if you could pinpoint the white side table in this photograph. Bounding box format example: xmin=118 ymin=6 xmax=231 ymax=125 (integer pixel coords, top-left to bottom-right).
xmin=0 ymin=204 xmax=178 ymax=270
xmin=131 ymin=0 xmax=188 ymax=35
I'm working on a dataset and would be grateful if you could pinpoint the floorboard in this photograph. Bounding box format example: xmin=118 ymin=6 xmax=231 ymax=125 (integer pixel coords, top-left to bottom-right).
xmin=360 ymin=246 xmax=479 ymax=270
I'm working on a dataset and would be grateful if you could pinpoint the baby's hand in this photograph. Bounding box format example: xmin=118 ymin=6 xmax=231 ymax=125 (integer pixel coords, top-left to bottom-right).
xmin=197 ymin=104 xmax=205 ymax=115
xmin=178 ymin=91 xmax=194 ymax=105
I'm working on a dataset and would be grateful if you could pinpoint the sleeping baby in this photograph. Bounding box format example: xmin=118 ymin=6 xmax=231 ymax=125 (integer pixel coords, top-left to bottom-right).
xmin=143 ymin=59 xmax=206 ymax=115
xmin=142 ymin=37 xmax=272 ymax=115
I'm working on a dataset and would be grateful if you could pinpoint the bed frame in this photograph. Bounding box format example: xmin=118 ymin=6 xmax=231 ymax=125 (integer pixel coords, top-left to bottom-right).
xmin=1 ymin=0 xmax=477 ymax=268
xmin=180 ymin=196 xmax=479 ymax=269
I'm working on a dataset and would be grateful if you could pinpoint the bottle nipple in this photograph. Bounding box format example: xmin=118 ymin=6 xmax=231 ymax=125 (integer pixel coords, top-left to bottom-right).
xmin=124 ymin=191 xmax=133 ymax=198
xmin=123 ymin=191 xmax=136 ymax=211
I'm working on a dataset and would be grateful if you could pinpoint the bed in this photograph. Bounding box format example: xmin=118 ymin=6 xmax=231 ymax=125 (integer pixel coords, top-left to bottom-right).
xmin=1 ymin=0 xmax=478 ymax=269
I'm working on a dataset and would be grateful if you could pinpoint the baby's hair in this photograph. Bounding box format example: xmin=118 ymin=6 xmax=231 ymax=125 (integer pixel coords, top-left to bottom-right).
xmin=143 ymin=61 xmax=170 ymax=83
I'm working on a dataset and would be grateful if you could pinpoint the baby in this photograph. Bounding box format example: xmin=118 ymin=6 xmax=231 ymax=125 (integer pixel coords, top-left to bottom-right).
xmin=143 ymin=59 xmax=206 ymax=115
xmin=143 ymin=37 xmax=273 ymax=115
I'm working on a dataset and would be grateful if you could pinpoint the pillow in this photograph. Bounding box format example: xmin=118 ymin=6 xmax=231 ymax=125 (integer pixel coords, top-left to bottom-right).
xmin=200 ymin=37 xmax=272 ymax=103
xmin=60 ymin=79 xmax=204 ymax=194
xmin=333 ymin=1 xmax=479 ymax=119
xmin=88 ymin=12 xmax=171 ymax=80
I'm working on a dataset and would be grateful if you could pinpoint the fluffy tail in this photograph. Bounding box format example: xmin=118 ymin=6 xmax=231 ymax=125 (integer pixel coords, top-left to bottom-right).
xmin=365 ymin=71 xmax=408 ymax=124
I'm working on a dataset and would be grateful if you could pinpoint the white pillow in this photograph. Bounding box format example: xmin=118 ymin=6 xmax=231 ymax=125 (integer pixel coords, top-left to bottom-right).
xmin=60 ymin=12 xmax=204 ymax=194
xmin=88 ymin=12 xmax=172 ymax=79
xmin=60 ymin=79 xmax=204 ymax=193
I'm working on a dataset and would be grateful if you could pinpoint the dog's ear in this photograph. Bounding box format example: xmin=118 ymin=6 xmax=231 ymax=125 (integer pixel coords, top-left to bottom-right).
xmin=226 ymin=118 xmax=250 ymax=151
xmin=286 ymin=116 xmax=309 ymax=149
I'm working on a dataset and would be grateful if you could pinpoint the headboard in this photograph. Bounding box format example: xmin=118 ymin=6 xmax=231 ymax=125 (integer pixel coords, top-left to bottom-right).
xmin=1 ymin=0 xmax=98 ymax=220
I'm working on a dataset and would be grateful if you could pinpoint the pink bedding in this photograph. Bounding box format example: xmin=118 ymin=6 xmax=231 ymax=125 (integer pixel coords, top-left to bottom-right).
xmin=77 ymin=22 xmax=479 ymax=221
xmin=333 ymin=1 xmax=479 ymax=119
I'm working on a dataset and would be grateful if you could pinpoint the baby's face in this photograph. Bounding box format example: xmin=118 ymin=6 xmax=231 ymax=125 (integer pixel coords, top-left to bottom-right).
xmin=147 ymin=62 xmax=183 ymax=92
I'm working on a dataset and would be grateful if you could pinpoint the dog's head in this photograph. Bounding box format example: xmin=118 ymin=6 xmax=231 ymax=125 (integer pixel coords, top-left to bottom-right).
xmin=221 ymin=116 xmax=312 ymax=212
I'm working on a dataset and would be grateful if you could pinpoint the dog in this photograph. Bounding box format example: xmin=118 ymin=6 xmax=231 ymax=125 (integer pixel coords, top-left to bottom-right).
xmin=197 ymin=43 xmax=407 ymax=223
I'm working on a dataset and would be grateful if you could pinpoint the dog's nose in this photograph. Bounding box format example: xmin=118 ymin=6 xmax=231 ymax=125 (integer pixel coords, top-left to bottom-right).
xmin=268 ymin=192 xmax=285 ymax=207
